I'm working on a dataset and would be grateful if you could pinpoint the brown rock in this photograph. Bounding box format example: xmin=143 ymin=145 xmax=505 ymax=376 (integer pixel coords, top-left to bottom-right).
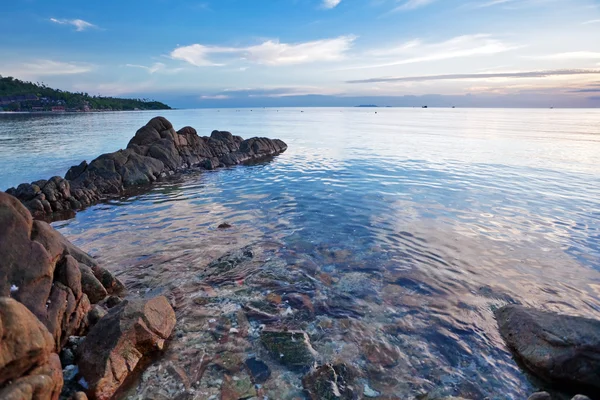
xmin=0 ymin=353 xmax=63 ymax=400
xmin=77 ymin=296 xmax=176 ymax=400
xmin=70 ymin=392 xmax=89 ymax=400
xmin=0 ymin=298 xmax=55 ymax=385
xmin=496 ymin=305 xmax=600 ymax=390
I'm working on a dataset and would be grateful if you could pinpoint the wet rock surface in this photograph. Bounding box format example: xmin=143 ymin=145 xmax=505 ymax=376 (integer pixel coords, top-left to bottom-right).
xmin=76 ymin=296 xmax=176 ymax=400
xmin=261 ymin=329 xmax=317 ymax=371
xmin=496 ymin=305 xmax=600 ymax=394
xmin=302 ymin=363 xmax=358 ymax=400
xmin=7 ymin=117 xmax=287 ymax=221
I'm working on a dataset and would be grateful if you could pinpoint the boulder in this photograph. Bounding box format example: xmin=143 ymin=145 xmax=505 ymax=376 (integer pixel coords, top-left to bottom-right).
xmin=0 ymin=298 xmax=55 ymax=386
xmin=0 ymin=191 xmax=122 ymax=349
xmin=496 ymin=305 xmax=600 ymax=391
xmin=0 ymin=353 xmax=63 ymax=400
xmin=77 ymin=296 xmax=176 ymax=400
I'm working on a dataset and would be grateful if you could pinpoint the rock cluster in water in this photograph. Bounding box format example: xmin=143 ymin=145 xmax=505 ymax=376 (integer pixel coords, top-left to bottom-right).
xmin=0 ymin=191 xmax=176 ymax=400
xmin=6 ymin=116 xmax=287 ymax=220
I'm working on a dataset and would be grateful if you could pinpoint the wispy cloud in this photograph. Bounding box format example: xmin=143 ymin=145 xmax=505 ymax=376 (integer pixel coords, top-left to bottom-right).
xmin=171 ymin=35 xmax=357 ymax=67
xmin=526 ymin=52 xmax=600 ymax=60
xmin=343 ymin=34 xmax=519 ymax=70
xmin=125 ymin=62 xmax=184 ymax=74
xmin=392 ymin=0 xmax=437 ymax=12
xmin=347 ymin=69 xmax=600 ymax=84
xmin=582 ymin=19 xmax=600 ymax=25
xmin=322 ymin=0 xmax=342 ymax=9
xmin=50 ymin=18 xmax=97 ymax=31
xmin=1 ymin=60 xmax=94 ymax=79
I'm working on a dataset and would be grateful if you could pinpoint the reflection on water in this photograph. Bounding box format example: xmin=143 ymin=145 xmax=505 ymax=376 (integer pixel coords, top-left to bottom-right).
xmin=3 ymin=108 xmax=600 ymax=398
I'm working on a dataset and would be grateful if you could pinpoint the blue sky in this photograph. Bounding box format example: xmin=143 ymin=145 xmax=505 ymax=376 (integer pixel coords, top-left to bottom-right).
xmin=1 ymin=0 xmax=600 ymax=107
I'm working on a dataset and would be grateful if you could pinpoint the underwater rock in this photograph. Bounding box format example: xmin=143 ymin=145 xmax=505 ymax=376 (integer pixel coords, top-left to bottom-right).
xmin=496 ymin=305 xmax=600 ymax=392
xmin=7 ymin=117 xmax=288 ymax=221
xmin=302 ymin=363 xmax=358 ymax=400
xmin=260 ymin=329 xmax=317 ymax=371
xmin=220 ymin=373 xmax=256 ymax=400
xmin=77 ymin=296 xmax=176 ymax=400
xmin=244 ymin=357 xmax=271 ymax=384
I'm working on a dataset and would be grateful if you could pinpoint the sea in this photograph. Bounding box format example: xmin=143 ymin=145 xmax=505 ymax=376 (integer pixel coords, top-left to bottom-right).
xmin=1 ymin=108 xmax=599 ymax=399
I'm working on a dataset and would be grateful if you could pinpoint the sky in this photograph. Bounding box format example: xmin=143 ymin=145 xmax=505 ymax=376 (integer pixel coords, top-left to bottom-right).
xmin=1 ymin=0 xmax=600 ymax=108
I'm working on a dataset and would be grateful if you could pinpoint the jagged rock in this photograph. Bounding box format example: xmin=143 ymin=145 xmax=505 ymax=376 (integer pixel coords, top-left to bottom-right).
xmin=8 ymin=116 xmax=287 ymax=221
xmin=302 ymin=363 xmax=358 ymax=400
xmin=572 ymin=396 xmax=592 ymax=400
xmin=0 ymin=191 xmax=121 ymax=349
xmin=260 ymin=329 xmax=316 ymax=371
xmin=0 ymin=298 xmax=55 ymax=385
xmin=77 ymin=296 xmax=176 ymax=400
xmin=0 ymin=353 xmax=63 ymax=400
xmin=496 ymin=305 xmax=600 ymax=391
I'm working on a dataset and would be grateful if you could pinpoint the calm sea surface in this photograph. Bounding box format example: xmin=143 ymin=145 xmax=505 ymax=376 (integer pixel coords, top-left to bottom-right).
xmin=1 ymin=108 xmax=600 ymax=399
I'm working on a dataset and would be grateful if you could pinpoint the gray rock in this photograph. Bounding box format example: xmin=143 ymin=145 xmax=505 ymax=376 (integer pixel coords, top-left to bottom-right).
xmin=496 ymin=305 xmax=600 ymax=390
xmin=527 ymin=392 xmax=551 ymax=400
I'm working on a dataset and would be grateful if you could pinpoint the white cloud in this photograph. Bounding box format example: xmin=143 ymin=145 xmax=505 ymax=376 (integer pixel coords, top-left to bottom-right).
xmin=526 ymin=52 xmax=600 ymax=60
xmin=2 ymin=60 xmax=94 ymax=79
xmin=171 ymin=35 xmax=356 ymax=67
xmin=392 ymin=0 xmax=437 ymax=12
xmin=582 ymin=19 xmax=600 ymax=25
xmin=322 ymin=0 xmax=342 ymax=9
xmin=345 ymin=34 xmax=519 ymax=70
xmin=50 ymin=18 xmax=97 ymax=31
xmin=125 ymin=62 xmax=184 ymax=74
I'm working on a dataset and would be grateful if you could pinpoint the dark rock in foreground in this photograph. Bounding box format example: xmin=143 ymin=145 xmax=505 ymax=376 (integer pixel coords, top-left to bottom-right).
xmin=7 ymin=116 xmax=288 ymax=221
xmin=77 ymin=296 xmax=176 ymax=400
xmin=496 ymin=305 xmax=600 ymax=394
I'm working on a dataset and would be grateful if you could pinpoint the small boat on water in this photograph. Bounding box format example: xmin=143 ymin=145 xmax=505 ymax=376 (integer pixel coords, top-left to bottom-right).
xmin=422 ymin=105 xmax=428 ymax=108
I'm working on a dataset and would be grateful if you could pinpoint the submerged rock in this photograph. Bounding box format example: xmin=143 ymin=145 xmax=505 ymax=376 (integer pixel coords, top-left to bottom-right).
xmin=220 ymin=373 xmax=256 ymax=400
xmin=260 ymin=329 xmax=317 ymax=371
xmin=7 ymin=117 xmax=288 ymax=221
xmin=496 ymin=305 xmax=600 ymax=392
xmin=302 ymin=363 xmax=358 ymax=400
xmin=244 ymin=357 xmax=271 ymax=384
xmin=77 ymin=296 xmax=176 ymax=400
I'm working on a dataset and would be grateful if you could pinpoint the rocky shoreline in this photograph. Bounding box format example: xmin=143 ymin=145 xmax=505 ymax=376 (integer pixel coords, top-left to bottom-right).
xmin=1 ymin=117 xmax=599 ymax=400
xmin=6 ymin=116 xmax=287 ymax=221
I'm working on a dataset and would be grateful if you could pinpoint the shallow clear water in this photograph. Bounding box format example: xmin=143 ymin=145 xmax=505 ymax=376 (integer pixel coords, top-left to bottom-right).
xmin=1 ymin=108 xmax=600 ymax=399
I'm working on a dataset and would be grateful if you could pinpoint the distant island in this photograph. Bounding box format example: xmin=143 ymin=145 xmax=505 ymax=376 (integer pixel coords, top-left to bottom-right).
xmin=356 ymin=104 xmax=379 ymax=108
xmin=0 ymin=76 xmax=171 ymax=112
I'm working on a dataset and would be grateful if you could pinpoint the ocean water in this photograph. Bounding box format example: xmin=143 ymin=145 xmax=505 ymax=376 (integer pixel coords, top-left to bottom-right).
xmin=1 ymin=108 xmax=600 ymax=399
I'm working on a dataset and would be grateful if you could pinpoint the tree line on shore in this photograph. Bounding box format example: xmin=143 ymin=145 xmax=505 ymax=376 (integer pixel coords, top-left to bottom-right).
xmin=0 ymin=76 xmax=171 ymax=111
